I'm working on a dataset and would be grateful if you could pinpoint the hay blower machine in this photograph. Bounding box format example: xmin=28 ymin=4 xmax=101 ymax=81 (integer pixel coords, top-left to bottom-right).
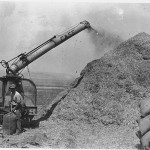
xmin=0 ymin=20 xmax=91 ymax=124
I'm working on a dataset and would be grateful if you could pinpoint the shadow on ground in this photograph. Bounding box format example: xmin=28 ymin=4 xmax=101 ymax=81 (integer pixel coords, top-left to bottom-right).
xmin=135 ymin=144 xmax=143 ymax=150
xmin=22 ymin=99 xmax=61 ymax=129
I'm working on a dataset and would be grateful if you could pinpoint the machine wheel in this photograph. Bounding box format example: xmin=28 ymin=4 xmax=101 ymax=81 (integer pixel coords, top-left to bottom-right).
xmin=22 ymin=115 xmax=34 ymax=127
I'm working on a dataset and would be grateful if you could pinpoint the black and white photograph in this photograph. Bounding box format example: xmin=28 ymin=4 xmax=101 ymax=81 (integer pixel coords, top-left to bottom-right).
xmin=0 ymin=0 xmax=150 ymax=149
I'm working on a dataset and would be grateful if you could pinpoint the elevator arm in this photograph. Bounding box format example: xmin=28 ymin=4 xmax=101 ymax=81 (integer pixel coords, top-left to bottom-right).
xmin=6 ymin=20 xmax=90 ymax=75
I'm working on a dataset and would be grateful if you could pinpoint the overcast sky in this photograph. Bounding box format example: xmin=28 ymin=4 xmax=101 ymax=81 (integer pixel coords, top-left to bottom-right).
xmin=0 ymin=1 xmax=150 ymax=76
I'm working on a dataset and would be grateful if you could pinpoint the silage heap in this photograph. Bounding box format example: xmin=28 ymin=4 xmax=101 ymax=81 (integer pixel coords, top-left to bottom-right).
xmin=40 ymin=32 xmax=150 ymax=148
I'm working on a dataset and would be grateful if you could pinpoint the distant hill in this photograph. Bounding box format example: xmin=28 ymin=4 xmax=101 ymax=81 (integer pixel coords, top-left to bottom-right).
xmin=25 ymin=72 xmax=76 ymax=87
xmin=0 ymin=70 xmax=76 ymax=87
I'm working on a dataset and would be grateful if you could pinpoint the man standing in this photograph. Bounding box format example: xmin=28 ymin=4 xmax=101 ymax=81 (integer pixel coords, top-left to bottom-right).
xmin=9 ymin=84 xmax=26 ymax=135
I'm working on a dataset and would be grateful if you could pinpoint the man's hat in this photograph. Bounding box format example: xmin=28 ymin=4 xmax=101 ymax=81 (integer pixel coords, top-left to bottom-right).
xmin=9 ymin=84 xmax=16 ymax=89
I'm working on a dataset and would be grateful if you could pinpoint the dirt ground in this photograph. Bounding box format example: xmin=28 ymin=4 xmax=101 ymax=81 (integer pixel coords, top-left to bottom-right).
xmin=0 ymin=118 xmax=141 ymax=148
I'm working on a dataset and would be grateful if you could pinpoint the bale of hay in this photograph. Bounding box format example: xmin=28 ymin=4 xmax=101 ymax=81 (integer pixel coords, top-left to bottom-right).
xmin=139 ymin=97 xmax=150 ymax=117
xmin=141 ymin=131 xmax=150 ymax=150
xmin=2 ymin=112 xmax=16 ymax=135
xmin=138 ymin=115 xmax=150 ymax=136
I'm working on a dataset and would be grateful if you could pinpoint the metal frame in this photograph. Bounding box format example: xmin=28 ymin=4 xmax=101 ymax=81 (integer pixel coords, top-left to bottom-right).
xmin=0 ymin=75 xmax=37 ymax=124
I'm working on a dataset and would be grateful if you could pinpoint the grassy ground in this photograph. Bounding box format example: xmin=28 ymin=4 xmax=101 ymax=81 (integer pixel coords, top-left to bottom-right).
xmin=36 ymin=88 xmax=64 ymax=105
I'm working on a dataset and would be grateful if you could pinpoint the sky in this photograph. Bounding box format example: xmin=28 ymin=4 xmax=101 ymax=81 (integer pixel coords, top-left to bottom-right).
xmin=0 ymin=1 xmax=150 ymax=76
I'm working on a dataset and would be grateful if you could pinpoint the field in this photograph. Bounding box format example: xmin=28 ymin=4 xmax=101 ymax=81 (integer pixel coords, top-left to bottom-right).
xmin=26 ymin=72 xmax=74 ymax=106
xmin=36 ymin=87 xmax=65 ymax=105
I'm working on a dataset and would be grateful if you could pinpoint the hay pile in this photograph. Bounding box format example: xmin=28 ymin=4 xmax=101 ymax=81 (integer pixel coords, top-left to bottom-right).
xmin=39 ymin=32 xmax=150 ymax=148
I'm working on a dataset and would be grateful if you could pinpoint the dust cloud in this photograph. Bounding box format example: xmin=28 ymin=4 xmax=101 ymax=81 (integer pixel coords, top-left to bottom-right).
xmin=87 ymin=26 xmax=123 ymax=56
